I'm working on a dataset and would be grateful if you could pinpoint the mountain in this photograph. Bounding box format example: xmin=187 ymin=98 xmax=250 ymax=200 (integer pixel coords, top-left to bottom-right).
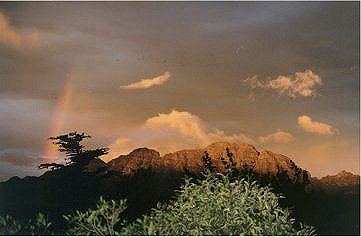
xmin=105 ymin=142 xmax=359 ymax=236
xmin=308 ymin=170 xmax=360 ymax=194
xmin=108 ymin=147 xmax=160 ymax=174
xmin=108 ymin=142 xmax=310 ymax=184
xmin=0 ymin=142 xmax=359 ymax=235
xmin=302 ymin=170 xmax=360 ymax=235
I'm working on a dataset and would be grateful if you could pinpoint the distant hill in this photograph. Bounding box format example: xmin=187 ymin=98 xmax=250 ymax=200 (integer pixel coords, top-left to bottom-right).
xmin=308 ymin=170 xmax=360 ymax=194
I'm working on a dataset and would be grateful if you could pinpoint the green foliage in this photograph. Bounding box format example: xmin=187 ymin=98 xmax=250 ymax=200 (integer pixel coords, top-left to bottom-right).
xmin=63 ymin=196 xmax=127 ymax=235
xmin=61 ymin=172 xmax=315 ymax=236
xmin=0 ymin=215 xmax=21 ymax=235
xmin=0 ymin=213 xmax=52 ymax=235
xmin=123 ymin=171 xmax=316 ymax=236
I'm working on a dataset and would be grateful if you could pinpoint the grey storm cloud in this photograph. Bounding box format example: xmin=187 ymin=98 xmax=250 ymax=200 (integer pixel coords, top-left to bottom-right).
xmin=0 ymin=149 xmax=38 ymax=167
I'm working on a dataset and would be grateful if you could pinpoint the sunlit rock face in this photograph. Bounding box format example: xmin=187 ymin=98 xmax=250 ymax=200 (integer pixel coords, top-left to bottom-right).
xmin=108 ymin=148 xmax=160 ymax=174
xmin=107 ymin=142 xmax=310 ymax=184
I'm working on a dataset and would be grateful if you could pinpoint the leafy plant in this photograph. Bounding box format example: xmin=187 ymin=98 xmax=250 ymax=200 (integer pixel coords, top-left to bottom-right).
xmin=0 ymin=215 xmax=21 ymax=235
xmin=63 ymin=196 xmax=127 ymax=235
xmin=62 ymin=172 xmax=316 ymax=236
xmin=122 ymin=171 xmax=316 ymax=236
xmin=0 ymin=213 xmax=52 ymax=235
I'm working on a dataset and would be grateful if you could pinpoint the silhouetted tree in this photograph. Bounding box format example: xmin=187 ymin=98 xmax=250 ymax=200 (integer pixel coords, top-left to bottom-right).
xmin=202 ymin=151 xmax=215 ymax=172
xmin=38 ymin=163 xmax=65 ymax=171
xmin=39 ymin=132 xmax=109 ymax=170
xmin=49 ymin=132 xmax=90 ymax=158
xmin=225 ymin=147 xmax=237 ymax=169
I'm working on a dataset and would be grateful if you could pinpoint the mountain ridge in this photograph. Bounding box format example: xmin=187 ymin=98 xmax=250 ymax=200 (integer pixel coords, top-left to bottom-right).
xmin=107 ymin=141 xmax=311 ymax=184
xmin=106 ymin=141 xmax=360 ymax=188
xmin=308 ymin=169 xmax=360 ymax=194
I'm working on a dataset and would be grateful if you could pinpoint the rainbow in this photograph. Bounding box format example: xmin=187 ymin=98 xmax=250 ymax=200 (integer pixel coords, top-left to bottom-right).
xmin=42 ymin=74 xmax=73 ymax=163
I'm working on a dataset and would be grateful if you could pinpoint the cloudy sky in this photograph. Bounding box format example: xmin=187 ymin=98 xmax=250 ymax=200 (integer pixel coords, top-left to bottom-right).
xmin=0 ymin=2 xmax=359 ymax=180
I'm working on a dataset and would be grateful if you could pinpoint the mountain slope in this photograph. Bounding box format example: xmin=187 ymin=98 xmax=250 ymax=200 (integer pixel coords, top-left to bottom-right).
xmin=108 ymin=142 xmax=310 ymax=184
xmin=308 ymin=170 xmax=360 ymax=194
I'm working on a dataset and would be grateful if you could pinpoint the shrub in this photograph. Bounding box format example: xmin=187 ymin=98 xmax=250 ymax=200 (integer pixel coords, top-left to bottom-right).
xmin=122 ymin=171 xmax=316 ymax=236
xmin=0 ymin=213 xmax=52 ymax=235
xmin=63 ymin=197 xmax=127 ymax=235
xmin=63 ymin=172 xmax=316 ymax=236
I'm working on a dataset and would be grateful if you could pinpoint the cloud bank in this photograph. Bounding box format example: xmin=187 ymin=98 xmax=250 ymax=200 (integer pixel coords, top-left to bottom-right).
xmin=144 ymin=110 xmax=254 ymax=146
xmin=119 ymin=71 xmax=171 ymax=90
xmin=298 ymin=115 xmax=338 ymax=135
xmin=0 ymin=149 xmax=38 ymax=167
xmin=102 ymin=110 xmax=254 ymax=161
xmin=0 ymin=11 xmax=39 ymax=48
xmin=243 ymin=70 xmax=322 ymax=98
xmin=258 ymin=130 xmax=294 ymax=144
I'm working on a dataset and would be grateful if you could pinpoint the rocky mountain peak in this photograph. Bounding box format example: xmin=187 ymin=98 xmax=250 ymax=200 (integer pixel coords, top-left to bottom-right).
xmin=107 ymin=142 xmax=311 ymax=184
xmin=336 ymin=170 xmax=354 ymax=177
xmin=308 ymin=170 xmax=360 ymax=194
xmin=204 ymin=142 xmax=258 ymax=154
xmin=128 ymin=147 xmax=160 ymax=158
xmin=108 ymin=147 xmax=160 ymax=174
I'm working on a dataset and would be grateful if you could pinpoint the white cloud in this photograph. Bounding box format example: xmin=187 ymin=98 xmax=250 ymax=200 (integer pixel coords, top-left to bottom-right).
xmin=258 ymin=129 xmax=295 ymax=144
xmin=144 ymin=110 xmax=254 ymax=146
xmin=101 ymin=138 xmax=135 ymax=161
xmin=119 ymin=71 xmax=171 ymax=90
xmin=102 ymin=110 xmax=254 ymax=161
xmin=297 ymin=115 xmax=338 ymax=135
xmin=243 ymin=75 xmax=263 ymax=89
xmin=0 ymin=11 xmax=39 ymax=48
xmin=144 ymin=110 xmax=209 ymax=145
xmin=243 ymin=70 xmax=322 ymax=98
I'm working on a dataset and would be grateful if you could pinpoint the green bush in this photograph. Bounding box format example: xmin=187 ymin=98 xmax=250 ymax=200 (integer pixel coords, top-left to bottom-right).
xmin=60 ymin=171 xmax=316 ymax=235
xmin=63 ymin=197 xmax=127 ymax=235
xmin=0 ymin=213 xmax=52 ymax=235
xmin=122 ymin=172 xmax=315 ymax=236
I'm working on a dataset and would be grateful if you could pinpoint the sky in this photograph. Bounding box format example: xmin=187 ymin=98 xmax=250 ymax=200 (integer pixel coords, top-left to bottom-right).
xmin=0 ymin=2 xmax=359 ymax=180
